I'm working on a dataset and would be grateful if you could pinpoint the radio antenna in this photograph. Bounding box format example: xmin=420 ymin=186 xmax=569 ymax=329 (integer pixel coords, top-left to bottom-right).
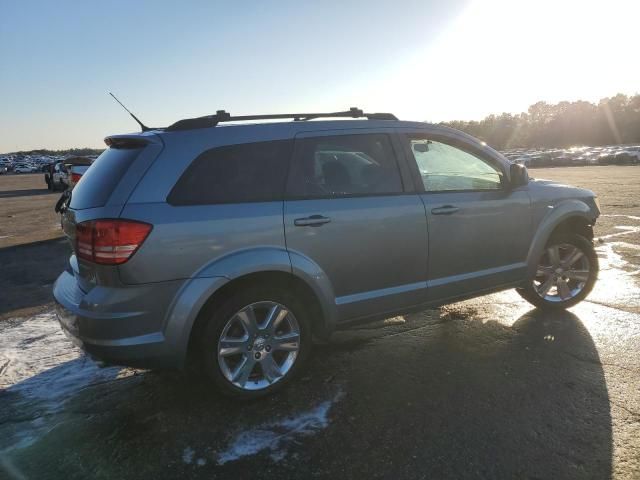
xmin=108 ymin=92 xmax=151 ymax=132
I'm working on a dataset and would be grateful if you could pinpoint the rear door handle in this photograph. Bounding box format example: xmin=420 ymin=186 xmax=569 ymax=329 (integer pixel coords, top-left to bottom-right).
xmin=294 ymin=215 xmax=331 ymax=227
xmin=431 ymin=205 xmax=459 ymax=215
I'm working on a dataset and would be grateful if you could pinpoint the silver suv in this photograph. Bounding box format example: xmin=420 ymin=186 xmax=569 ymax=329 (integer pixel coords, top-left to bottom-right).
xmin=53 ymin=108 xmax=600 ymax=398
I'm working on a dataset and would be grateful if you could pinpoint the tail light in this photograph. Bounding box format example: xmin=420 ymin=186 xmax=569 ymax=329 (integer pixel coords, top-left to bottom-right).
xmin=71 ymin=172 xmax=82 ymax=184
xmin=75 ymin=219 xmax=152 ymax=265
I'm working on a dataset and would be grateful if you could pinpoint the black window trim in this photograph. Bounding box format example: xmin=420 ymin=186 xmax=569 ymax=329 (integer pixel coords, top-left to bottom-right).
xmin=284 ymin=131 xmax=410 ymax=201
xmin=400 ymin=132 xmax=509 ymax=195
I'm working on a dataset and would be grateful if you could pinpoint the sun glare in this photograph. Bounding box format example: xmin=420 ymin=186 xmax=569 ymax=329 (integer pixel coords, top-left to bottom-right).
xmin=356 ymin=0 xmax=640 ymax=122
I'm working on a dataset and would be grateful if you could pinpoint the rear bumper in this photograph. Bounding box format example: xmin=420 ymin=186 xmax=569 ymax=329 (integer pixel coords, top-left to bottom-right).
xmin=53 ymin=270 xmax=187 ymax=369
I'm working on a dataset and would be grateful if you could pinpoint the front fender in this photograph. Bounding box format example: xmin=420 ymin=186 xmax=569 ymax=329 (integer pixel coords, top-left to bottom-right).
xmin=525 ymin=199 xmax=595 ymax=278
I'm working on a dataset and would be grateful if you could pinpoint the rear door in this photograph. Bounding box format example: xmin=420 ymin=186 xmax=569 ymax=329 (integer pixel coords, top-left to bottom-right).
xmin=400 ymin=131 xmax=532 ymax=302
xmin=284 ymin=130 xmax=428 ymax=323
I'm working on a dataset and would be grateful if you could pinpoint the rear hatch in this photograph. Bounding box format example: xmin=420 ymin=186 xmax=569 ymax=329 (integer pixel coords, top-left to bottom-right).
xmin=69 ymin=139 xmax=147 ymax=210
xmin=61 ymin=134 xmax=163 ymax=291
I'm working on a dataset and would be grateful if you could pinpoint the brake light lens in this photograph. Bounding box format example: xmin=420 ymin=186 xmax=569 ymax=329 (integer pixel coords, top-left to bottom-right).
xmin=71 ymin=172 xmax=82 ymax=184
xmin=75 ymin=220 xmax=152 ymax=265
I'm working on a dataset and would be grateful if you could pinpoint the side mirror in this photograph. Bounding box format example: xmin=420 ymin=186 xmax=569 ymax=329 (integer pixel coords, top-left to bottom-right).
xmin=413 ymin=143 xmax=429 ymax=153
xmin=509 ymin=163 xmax=529 ymax=188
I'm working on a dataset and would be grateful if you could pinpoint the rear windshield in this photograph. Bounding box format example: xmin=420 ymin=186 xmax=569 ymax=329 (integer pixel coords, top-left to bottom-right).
xmin=70 ymin=147 xmax=142 ymax=209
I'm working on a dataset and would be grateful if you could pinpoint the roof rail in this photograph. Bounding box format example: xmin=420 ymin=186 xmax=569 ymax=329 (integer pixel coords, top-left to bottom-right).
xmin=164 ymin=107 xmax=398 ymax=131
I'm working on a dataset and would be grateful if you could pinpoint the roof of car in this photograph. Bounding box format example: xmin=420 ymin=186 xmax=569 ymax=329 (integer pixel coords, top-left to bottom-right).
xmin=108 ymin=118 xmax=437 ymax=143
xmin=104 ymin=110 xmax=506 ymax=165
xmin=162 ymin=108 xmax=398 ymax=131
xmin=109 ymin=119 xmax=497 ymax=154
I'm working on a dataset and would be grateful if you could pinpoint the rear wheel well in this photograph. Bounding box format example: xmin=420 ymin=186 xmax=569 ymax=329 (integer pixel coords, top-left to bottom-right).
xmin=549 ymin=216 xmax=594 ymax=242
xmin=187 ymin=271 xmax=325 ymax=362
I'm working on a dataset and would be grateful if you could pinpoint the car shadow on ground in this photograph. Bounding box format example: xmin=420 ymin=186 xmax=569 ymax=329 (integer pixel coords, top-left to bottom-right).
xmin=0 ymin=188 xmax=54 ymax=199
xmin=0 ymin=238 xmax=69 ymax=319
xmin=1 ymin=308 xmax=612 ymax=479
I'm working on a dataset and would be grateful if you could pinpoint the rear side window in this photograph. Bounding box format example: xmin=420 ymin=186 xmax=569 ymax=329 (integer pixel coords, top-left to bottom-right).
xmin=168 ymin=140 xmax=293 ymax=205
xmin=287 ymin=134 xmax=403 ymax=198
xmin=70 ymin=147 xmax=142 ymax=209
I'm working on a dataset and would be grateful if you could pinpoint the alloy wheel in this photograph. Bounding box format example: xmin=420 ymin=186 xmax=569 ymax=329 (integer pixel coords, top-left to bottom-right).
xmin=217 ymin=301 xmax=301 ymax=391
xmin=533 ymin=243 xmax=591 ymax=302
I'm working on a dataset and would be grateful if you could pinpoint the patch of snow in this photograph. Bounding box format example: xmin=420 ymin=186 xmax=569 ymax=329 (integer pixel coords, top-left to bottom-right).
xmin=602 ymin=214 xmax=640 ymax=221
xmin=182 ymin=447 xmax=195 ymax=465
xmin=591 ymin=240 xmax=640 ymax=308
xmin=182 ymin=447 xmax=206 ymax=467
xmin=599 ymin=225 xmax=640 ymax=241
xmin=0 ymin=312 xmax=125 ymax=403
xmin=383 ymin=316 xmax=406 ymax=326
xmin=216 ymin=390 xmax=344 ymax=465
xmin=0 ymin=311 xmax=139 ymax=453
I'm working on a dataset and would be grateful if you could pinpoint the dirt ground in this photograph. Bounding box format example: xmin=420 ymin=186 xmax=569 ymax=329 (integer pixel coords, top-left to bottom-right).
xmin=0 ymin=167 xmax=639 ymax=479
xmin=0 ymin=173 xmax=68 ymax=320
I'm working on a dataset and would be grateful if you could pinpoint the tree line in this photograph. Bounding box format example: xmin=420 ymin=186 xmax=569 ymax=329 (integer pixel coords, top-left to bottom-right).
xmin=441 ymin=93 xmax=640 ymax=150
xmin=5 ymin=94 xmax=640 ymax=155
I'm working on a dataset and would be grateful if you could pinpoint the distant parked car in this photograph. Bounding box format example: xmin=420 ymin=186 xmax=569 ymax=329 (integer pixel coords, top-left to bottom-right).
xmin=618 ymin=148 xmax=640 ymax=164
xmin=0 ymin=165 xmax=8 ymax=174
xmin=612 ymin=152 xmax=633 ymax=165
xmin=62 ymin=157 xmax=93 ymax=189
xmin=512 ymin=156 xmax=531 ymax=166
xmin=14 ymin=164 xmax=33 ymax=173
xmin=68 ymin=164 xmax=91 ymax=188
xmin=45 ymin=162 xmax=69 ymax=190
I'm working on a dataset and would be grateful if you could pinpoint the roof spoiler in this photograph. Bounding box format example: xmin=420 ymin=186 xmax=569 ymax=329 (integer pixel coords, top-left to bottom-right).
xmin=165 ymin=107 xmax=398 ymax=131
xmin=104 ymin=134 xmax=161 ymax=148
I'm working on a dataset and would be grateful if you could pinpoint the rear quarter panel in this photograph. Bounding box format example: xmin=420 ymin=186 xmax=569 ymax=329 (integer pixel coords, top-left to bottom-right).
xmin=118 ymin=202 xmax=287 ymax=284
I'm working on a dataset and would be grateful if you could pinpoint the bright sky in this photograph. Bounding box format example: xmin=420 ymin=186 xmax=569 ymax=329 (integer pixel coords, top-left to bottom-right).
xmin=1 ymin=0 xmax=639 ymax=152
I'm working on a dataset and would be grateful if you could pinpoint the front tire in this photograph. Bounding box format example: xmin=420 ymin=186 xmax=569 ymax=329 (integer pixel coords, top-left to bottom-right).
xmin=517 ymin=233 xmax=598 ymax=310
xmin=200 ymin=285 xmax=311 ymax=399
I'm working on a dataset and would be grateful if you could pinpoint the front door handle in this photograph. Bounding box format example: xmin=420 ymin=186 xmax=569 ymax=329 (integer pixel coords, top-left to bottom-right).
xmin=431 ymin=205 xmax=459 ymax=215
xmin=294 ymin=215 xmax=331 ymax=227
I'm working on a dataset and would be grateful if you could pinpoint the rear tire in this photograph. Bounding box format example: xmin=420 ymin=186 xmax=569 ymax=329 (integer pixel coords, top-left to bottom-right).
xmin=199 ymin=285 xmax=311 ymax=399
xmin=517 ymin=233 xmax=598 ymax=310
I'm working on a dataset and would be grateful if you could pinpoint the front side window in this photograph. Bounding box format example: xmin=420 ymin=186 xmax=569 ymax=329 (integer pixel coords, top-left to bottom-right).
xmin=168 ymin=140 xmax=293 ymax=205
xmin=408 ymin=138 xmax=503 ymax=192
xmin=287 ymin=134 xmax=403 ymax=198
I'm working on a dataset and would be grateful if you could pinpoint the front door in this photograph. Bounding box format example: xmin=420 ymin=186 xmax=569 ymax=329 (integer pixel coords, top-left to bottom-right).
xmin=284 ymin=130 xmax=428 ymax=323
xmin=402 ymin=134 xmax=532 ymax=302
